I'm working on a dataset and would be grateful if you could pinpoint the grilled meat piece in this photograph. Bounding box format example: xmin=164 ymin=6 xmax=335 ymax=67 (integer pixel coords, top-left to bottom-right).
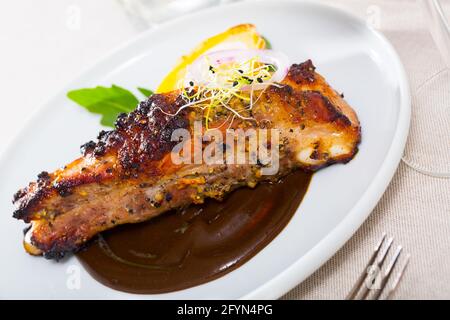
xmin=13 ymin=60 xmax=361 ymax=259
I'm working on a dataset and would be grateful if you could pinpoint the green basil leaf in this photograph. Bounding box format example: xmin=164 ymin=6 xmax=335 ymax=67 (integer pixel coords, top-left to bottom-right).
xmin=67 ymin=85 xmax=139 ymax=127
xmin=262 ymin=36 xmax=272 ymax=49
xmin=137 ymin=87 xmax=154 ymax=97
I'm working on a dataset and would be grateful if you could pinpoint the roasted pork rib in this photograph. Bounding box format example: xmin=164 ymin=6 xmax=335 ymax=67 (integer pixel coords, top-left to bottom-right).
xmin=13 ymin=60 xmax=361 ymax=259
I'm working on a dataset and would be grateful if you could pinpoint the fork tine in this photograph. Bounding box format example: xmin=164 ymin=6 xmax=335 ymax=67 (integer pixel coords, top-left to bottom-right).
xmin=371 ymin=245 xmax=403 ymax=300
xmin=360 ymin=236 xmax=394 ymax=300
xmin=346 ymin=234 xmax=410 ymax=300
xmin=376 ymin=237 xmax=394 ymax=266
xmin=345 ymin=233 xmax=387 ymax=300
xmin=384 ymin=254 xmax=411 ymax=300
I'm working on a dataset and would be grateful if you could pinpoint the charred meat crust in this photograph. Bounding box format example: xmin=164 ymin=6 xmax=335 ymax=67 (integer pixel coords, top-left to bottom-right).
xmin=286 ymin=60 xmax=316 ymax=84
xmin=12 ymin=60 xmax=361 ymax=258
xmin=13 ymin=172 xmax=53 ymax=221
xmin=13 ymin=93 xmax=190 ymax=222
xmin=82 ymin=93 xmax=189 ymax=165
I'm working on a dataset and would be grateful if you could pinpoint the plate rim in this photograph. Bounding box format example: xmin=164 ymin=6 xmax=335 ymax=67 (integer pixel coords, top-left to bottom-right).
xmin=0 ymin=0 xmax=411 ymax=299
xmin=241 ymin=0 xmax=411 ymax=300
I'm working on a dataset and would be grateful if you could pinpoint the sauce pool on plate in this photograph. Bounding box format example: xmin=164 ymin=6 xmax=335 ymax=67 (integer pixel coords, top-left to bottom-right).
xmin=77 ymin=171 xmax=311 ymax=294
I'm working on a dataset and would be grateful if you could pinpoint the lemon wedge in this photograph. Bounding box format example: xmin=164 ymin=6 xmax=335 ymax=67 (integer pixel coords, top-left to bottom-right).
xmin=156 ymin=24 xmax=267 ymax=93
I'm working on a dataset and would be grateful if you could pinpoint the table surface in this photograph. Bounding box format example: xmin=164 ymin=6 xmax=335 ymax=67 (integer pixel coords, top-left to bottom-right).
xmin=1 ymin=0 xmax=449 ymax=299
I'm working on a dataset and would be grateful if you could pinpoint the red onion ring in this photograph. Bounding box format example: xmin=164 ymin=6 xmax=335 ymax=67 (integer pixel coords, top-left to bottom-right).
xmin=185 ymin=49 xmax=290 ymax=90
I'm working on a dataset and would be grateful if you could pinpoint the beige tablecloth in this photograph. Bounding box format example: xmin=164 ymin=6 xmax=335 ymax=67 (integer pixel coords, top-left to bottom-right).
xmin=283 ymin=0 xmax=450 ymax=300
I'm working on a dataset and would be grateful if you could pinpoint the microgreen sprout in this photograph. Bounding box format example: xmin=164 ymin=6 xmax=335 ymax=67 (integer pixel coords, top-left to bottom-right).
xmin=179 ymin=56 xmax=278 ymax=130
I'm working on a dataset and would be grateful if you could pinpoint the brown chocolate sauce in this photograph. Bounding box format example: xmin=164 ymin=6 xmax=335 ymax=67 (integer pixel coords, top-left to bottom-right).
xmin=77 ymin=171 xmax=311 ymax=294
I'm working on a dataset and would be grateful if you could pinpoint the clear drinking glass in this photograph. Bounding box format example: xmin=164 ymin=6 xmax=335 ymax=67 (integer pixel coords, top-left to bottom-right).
xmin=117 ymin=0 xmax=240 ymax=29
xmin=401 ymin=0 xmax=450 ymax=178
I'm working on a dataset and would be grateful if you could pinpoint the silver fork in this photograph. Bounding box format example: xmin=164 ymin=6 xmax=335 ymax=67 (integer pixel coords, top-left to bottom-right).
xmin=346 ymin=234 xmax=411 ymax=300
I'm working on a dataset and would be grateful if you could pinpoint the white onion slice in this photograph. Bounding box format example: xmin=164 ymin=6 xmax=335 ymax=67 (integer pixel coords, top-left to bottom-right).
xmin=184 ymin=49 xmax=290 ymax=90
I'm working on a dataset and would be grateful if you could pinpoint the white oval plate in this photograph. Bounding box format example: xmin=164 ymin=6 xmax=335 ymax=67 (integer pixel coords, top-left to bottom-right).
xmin=0 ymin=0 xmax=410 ymax=299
